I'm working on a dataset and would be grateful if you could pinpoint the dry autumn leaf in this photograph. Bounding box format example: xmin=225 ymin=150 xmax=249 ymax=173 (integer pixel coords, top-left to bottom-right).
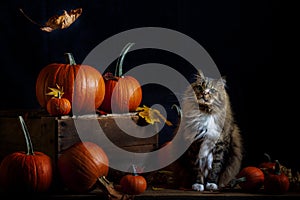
xmin=19 ymin=8 xmax=82 ymax=32
xmin=136 ymin=105 xmax=173 ymax=126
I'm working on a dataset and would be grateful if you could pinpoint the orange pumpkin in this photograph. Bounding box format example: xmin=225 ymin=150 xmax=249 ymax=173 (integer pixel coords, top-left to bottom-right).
xmin=57 ymin=141 xmax=109 ymax=193
xmin=119 ymin=165 xmax=147 ymax=195
xmin=99 ymin=43 xmax=142 ymax=113
xmin=46 ymin=84 xmax=71 ymax=116
xmin=47 ymin=96 xmax=71 ymax=116
xmin=0 ymin=116 xmax=53 ymax=193
xmin=264 ymin=160 xmax=290 ymax=194
xmin=236 ymin=166 xmax=264 ymax=192
xmin=36 ymin=53 xmax=105 ymax=114
xmin=258 ymin=153 xmax=275 ymax=173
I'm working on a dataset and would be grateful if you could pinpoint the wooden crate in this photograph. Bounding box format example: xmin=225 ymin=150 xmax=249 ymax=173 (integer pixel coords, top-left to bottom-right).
xmin=0 ymin=111 xmax=159 ymax=168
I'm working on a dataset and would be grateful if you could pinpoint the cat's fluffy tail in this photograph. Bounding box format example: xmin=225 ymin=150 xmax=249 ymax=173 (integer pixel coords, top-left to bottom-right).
xmin=218 ymin=125 xmax=243 ymax=187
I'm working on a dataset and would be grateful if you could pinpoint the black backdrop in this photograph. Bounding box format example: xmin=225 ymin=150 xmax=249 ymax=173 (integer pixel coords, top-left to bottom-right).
xmin=1 ymin=0 xmax=297 ymax=171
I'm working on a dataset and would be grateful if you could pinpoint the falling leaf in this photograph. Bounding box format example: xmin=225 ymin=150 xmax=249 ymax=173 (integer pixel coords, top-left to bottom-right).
xmin=136 ymin=105 xmax=173 ymax=126
xmin=19 ymin=8 xmax=82 ymax=32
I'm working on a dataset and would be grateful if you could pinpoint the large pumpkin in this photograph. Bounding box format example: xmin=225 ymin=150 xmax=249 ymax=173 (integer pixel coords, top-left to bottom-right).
xmin=57 ymin=141 xmax=109 ymax=193
xmin=0 ymin=116 xmax=53 ymax=193
xmin=36 ymin=53 xmax=105 ymax=114
xmin=99 ymin=43 xmax=142 ymax=113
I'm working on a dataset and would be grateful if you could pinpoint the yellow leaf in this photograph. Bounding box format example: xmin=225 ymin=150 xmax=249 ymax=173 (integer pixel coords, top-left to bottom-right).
xmin=46 ymin=84 xmax=64 ymax=98
xmin=152 ymin=186 xmax=165 ymax=191
xmin=136 ymin=105 xmax=173 ymax=126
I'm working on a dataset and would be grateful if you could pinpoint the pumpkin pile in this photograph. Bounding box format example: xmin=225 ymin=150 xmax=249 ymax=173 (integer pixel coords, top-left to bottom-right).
xmin=231 ymin=154 xmax=291 ymax=194
xmin=36 ymin=52 xmax=106 ymax=115
xmin=35 ymin=44 xmax=144 ymax=190
xmin=57 ymin=141 xmax=148 ymax=197
xmin=36 ymin=43 xmax=143 ymax=117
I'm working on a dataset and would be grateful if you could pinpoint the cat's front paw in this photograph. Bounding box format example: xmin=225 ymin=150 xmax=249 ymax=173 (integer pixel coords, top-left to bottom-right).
xmin=206 ymin=182 xmax=219 ymax=191
xmin=192 ymin=183 xmax=204 ymax=191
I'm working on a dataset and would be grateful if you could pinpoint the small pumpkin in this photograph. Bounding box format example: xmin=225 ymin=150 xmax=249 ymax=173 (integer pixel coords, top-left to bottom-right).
xmin=119 ymin=164 xmax=147 ymax=195
xmin=0 ymin=116 xmax=53 ymax=193
xmin=235 ymin=166 xmax=264 ymax=192
xmin=264 ymin=160 xmax=290 ymax=194
xmin=258 ymin=153 xmax=275 ymax=173
xmin=99 ymin=43 xmax=142 ymax=113
xmin=57 ymin=141 xmax=109 ymax=193
xmin=46 ymin=84 xmax=71 ymax=116
xmin=36 ymin=52 xmax=105 ymax=114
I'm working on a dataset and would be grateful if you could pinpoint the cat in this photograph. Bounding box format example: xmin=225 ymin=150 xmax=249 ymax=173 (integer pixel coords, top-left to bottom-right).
xmin=168 ymin=69 xmax=243 ymax=192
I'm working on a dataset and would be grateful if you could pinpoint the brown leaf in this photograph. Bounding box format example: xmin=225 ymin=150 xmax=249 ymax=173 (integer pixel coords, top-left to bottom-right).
xmin=20 ymin=8 xmax=82 ymax=32
xmin=97 ymin=176 xmax=133 ymax=200
xmin=41 ymin=8 xmax=82 ymax=32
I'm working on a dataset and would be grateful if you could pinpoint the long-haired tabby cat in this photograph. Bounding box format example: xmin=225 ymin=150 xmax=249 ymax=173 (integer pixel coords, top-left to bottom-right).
xmin=169 ymin=69 xmax=243 ymax=191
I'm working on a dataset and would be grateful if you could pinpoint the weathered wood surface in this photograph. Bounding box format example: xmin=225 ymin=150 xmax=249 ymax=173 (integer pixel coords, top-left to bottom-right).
xmin=57 ymin=115 xmax=158 ymax=156
xmin=1 ymin=189 xmax=300 ymax=199
xmin=0 ymin=109 xmax=49 ymax=118
xmin=0 ymin=113 xmax=158 ymax=165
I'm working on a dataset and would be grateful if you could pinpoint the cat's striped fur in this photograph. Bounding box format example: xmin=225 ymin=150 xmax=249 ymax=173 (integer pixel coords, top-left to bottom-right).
xmin=172 ymin=70 xmax=243 ymax=191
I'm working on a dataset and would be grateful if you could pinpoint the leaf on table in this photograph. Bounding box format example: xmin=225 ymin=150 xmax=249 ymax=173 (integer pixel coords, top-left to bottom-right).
xmin=19 ymin=8 xmax=82 ymax=32
xmin=97 ymin=176 xmax=133 ymax=200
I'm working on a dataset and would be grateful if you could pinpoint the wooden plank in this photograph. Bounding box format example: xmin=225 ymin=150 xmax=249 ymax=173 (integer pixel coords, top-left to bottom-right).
xmin=134 ymin=189 xmax=300 ymax=199
xmin=0 ymin=109 xmax=48 ymax=118
xmin=0 ymin=190 xmax=300 ymax=199
xmin=57 ymin=115 xmax=158 ymax=155
xmin=40 ymin=117 xmax=57 ymax=164
xmin=0 ymin=114 xmax=158 ymax=160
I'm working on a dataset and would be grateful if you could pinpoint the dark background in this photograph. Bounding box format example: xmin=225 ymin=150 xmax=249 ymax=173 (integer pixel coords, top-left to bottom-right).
xmin=0 ymin=0 xmax=297 ymax=171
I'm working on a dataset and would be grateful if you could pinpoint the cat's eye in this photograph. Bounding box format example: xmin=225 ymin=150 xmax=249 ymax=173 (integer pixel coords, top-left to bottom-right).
xmin=195 ymin=85 xmax=203 ymax=91
xmin=210 ymin=88 xmax=217 ymax=93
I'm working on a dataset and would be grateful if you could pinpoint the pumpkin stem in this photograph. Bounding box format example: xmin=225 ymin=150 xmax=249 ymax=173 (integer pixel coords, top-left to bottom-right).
xmin=64 ymin=52 xmax=76 ymax=65
xmin=171 ymin=104 xmax=182 ymax=118
xmin=228 ymin=177 xmax=247 ymax=188
xmin=19 ymin=116 xmax=34 ymax=155
xmin=115 ymin=43 xmax=135 ymax=77
xmin=46 ymin=84 xmax=64 ymax=98
xmin=131 ymin=164 xmax=138 ymax=176
xmin=57 ymin=91 xmax=62 ymax=99
xmin=274 ymin=160 xmax=281 ymax=175
xmin=263 ymin=152 xmax=272 ymax=162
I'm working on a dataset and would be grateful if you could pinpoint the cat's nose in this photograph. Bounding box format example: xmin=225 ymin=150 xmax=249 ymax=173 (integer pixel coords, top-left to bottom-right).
xmin=203 ymin=89 xmax=210 ymax=95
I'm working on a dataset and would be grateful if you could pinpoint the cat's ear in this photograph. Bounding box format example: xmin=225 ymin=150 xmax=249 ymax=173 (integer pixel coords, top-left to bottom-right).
xmin=217 ymin=76 xmax=227 ymax=87
xmin=196 ymin=69 xmax=205 ymax=82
